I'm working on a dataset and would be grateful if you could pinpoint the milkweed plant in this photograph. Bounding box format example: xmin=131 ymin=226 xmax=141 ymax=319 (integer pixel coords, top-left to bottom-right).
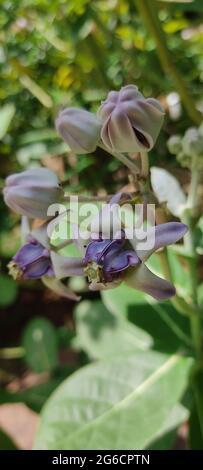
xmin=3 ymin=83 xmax=203 ymax=450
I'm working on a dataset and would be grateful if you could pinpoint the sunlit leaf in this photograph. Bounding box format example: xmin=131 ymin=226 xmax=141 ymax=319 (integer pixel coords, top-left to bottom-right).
xmin=35 ymin=351 xmax=192 ymax=449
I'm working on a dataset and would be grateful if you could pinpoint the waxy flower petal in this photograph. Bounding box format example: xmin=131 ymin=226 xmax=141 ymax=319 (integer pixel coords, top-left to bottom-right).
xmin=3 ymin=168 xmax=63 ymax=219
xmin=98 ymin=84 xmax=164 ymax=153
xmin=126 ymin=264 xmax=176 ymax=300
xmin=55 ymin=107 xmax=101 ymax=154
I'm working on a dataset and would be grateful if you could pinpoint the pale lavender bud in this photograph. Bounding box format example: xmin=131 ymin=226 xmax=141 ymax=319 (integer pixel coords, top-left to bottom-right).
xmin=98 ymin=84 xmax=164 ymax=153
xmin=3 ymin=168 xmax=63 ymax=219
xmin=55 ymin=107 xmax=101 ymax=154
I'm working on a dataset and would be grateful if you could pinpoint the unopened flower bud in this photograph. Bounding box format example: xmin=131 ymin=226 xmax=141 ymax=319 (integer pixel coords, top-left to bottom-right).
xmin=55 ymin=107 xmax=101 ymax=154
xmin=167 ymin=135 xmax=182 ymax=155
xmin=3 ymin=168 xmax=63 ymax=219
xmin=98 ymin=84 xmax=164 ymax=153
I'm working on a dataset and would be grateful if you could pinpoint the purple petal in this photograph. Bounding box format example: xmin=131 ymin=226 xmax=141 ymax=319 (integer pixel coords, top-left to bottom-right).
xmin=125 ymin=263 xmax=176 ymax=300
xmin=13 ymin=241 xmax=45 ymax=266
xmin=83 ymin=237 xmax=124 ymax=265
xmin=135 ymin=222 xmax=188 ymax=261
xmin=24 ymin=258 xmax=53 ymax=279
xmin=104 ymin=249 xmax=140 ymax=273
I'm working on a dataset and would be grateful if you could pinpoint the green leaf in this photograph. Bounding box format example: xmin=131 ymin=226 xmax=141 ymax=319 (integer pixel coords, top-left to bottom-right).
xmin=147 ymin=247 xmax=190 ymax=297
xmin=22 ymin=317 xmax=58 ymax=373
xmin=0 ymin=104 xmax=15 ymax=140
xmin=0 ymin=274 xmax=18 ymax=307
xmin=73 ymin=300 xmax=153 ymax=359
xmin=35 ymin=351 xmax=192 ymax=450
xmin=148 ymin=404 xmax=189 ymax=449
xmin=0 ymin=429 xmax=17 ymax=450
xmin=189 ymin=371 xmax=203 ymax=449
xmin=102 ymin=283 xmax=190 ymax=351
xmin=101 ymin=283 xmax=146 ymax=319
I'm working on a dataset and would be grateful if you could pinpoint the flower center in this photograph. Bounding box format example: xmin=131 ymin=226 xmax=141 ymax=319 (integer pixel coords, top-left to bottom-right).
xmin=83 ymin=261 xmax=103 ymax=283
xmin=7 ymin=261 xmax=24 ymax=280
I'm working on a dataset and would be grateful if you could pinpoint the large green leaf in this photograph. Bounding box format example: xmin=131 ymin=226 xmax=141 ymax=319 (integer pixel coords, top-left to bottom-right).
xmin=101 ymin=283 xmax=190 ymax=351
xmin=148 ymin=404 xmax=188 ymax=449
xmin=35 ymin=351 xmax=192 ymax=450
xmin=73 ymin=300 xmax=153 ymax=358
xmin=101 ymin=283 xmax=146 ymax=319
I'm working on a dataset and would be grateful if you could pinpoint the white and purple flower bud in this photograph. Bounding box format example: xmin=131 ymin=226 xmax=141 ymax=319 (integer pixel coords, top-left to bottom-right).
xmin=8 ymin=237 xmax=54 ymax=280
xmin=3 ymin=168 xmax=63 ymax=219
xmin=98 ymin=84 xmax=164 ymax=153
xmin=55 ymin=107 xmax=101 ymax=154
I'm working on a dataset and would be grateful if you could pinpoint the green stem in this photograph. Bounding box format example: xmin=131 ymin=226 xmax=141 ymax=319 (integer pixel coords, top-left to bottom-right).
xmin=140 ymin=151 xmax=149 ymax=179
xmin=187 ymin=153 xmax=199 ymax=211
xmin=159 ymin=249 xmax=196 ymax=316
xmin=182 ymin=153 xmax=202 ymax=358
xmin=135 ymin=0 xmax=202 ymax=125
xmin=99 ymin=142 xmax=140 ymax=175
xmin=0 ymin=347 xmax=25 ymax=359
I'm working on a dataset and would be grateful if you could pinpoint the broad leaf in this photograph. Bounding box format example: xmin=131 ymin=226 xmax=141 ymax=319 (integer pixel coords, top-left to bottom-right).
xmin=101 ymin=283 xmax=190 ymax=351
xmin=35 ymin=351 xmax=192 ymax=450
xmin=73 ymin=300 xmax=153 ymax=358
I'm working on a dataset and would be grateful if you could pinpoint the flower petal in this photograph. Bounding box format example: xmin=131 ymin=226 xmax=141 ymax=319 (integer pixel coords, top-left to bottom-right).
xmin=31 ymin=222 xmax=50 ymax=249
xmin=104 ymin=249 xmax=140 ymax=273
xmin=132 ymin=222 xmax=188 ymax=261
xmin=42 ymin=276 xmax=80 ymax=301
xmin=125 ymin=263 xmax=176 ymax=300
xmin=50 ymin=252 xmax=84 ymax=279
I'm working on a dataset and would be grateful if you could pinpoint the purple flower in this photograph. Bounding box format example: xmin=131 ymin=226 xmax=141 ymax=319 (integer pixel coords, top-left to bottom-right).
xmin=8 ymin=222 xmax=84 ymax=301
xmin=55 ymin=107 xmax=101 ymax=154
xmin=79 ymin=194 xmax=188 ymax=300
xmin=3 ymin=168 xmax=63 ymax=219
xmin=83 ymin=230 xmax=140 ymax=283
xmin=8 ymin=238 xmax=54 ymax=280
xmin=98 ymin=84 xmax=164 ymax=153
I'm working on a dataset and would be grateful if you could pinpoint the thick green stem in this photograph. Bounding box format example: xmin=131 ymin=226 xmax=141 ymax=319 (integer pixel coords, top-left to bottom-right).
xmin=135 ymin=0 xmax=202 ymax=125
xmin=182 ymin=153 xmax=202 ymax=358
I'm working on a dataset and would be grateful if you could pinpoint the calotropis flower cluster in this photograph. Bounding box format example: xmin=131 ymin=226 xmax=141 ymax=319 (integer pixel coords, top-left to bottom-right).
xmin=3 ymin=84 xmax=187 ymax=301
xmin=167 ymin=122 xmax=203 ymax=168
